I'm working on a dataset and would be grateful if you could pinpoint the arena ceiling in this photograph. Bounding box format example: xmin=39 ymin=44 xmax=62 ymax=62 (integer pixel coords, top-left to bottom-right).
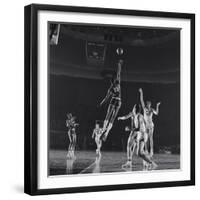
xmin=49 ymin=24 xmax=180 ymax=83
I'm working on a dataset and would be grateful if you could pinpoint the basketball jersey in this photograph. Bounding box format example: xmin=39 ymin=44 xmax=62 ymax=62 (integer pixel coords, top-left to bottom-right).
xmin=110 ymin=85 xmax=121 ymax=99
xmin=66 ymin=117 xmax=76 ymax=129
xmin=144 ymin=108 xmax=154 ymax=127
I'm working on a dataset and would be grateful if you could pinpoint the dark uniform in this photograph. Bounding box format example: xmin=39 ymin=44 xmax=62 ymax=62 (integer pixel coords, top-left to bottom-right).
xmin=109 ymin=84 xmax=121 ymax=108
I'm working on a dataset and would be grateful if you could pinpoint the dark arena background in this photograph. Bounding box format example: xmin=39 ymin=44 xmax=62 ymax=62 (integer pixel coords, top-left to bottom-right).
xmin=48 ymin=23 xmax=180 ymax=175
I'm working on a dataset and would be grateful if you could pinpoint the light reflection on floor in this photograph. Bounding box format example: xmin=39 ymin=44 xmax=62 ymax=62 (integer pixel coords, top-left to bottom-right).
xmin=49 ymin=150 xmax=180 ymax=176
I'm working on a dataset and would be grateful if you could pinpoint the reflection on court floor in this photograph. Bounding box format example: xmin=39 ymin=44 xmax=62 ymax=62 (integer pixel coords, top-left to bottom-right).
xmin=49 ymin=150 xmax=180 ymax=176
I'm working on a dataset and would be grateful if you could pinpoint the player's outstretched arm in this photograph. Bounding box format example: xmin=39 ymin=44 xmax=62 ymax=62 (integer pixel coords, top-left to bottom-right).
xmin=92 ymin=130 xmax=95 ymax=139
xmin=100 ymin=89 xmax=111 ymax=106
xmin=118 ymin=112 xmax=132 ymax=120
xmin=132 ymin=104 xmax=137 ymax=116
xmin=139 ymin=88 xmax=145 ymax=109
xmin=116 ymin=59 xmax=123 ymax=83
xmin=153 ymin=102 xmax=161 ymax=115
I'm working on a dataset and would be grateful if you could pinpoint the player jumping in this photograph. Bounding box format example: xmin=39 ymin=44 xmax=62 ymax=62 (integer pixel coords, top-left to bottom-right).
xmin=100 ymin=59 xmax=123 ymax=141
xmin=65 ymin=113 xmax=79 ymax=158
xmin=139 ymin=88 xmax=161 ymax=157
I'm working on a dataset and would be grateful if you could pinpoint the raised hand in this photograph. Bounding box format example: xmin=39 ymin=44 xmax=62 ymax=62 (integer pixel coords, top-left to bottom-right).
xmin=139 ymin=88 xmax=143 ymax=93
xmin=157 ymin=102 xmax=161 ymax=106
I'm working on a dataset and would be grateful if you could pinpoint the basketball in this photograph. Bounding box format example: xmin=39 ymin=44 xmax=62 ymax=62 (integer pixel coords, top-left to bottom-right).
xmin=116 ymin=47 xmax=124 ymax=55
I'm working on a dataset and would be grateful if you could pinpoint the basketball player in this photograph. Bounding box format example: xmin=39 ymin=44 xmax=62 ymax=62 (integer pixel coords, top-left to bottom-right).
xmin=100 ymin=59 xmax=123 ymax=141
xmin=139 ymin=88 xmax=161 ymax=157
xmin=118 ymin=104 xmax=157 ymax=169
xmin=92 ymin=121 xmax=103 ymax=157
xmin=65 ymin=113 xmax=79 ymax=158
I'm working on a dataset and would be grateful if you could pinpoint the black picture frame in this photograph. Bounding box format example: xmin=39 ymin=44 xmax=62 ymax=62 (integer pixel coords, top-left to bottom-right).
xmin=24 ymin=4 xmax=195 ymax=195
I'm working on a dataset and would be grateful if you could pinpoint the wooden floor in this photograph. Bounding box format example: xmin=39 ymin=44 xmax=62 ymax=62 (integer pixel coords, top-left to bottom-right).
xmin=49 ymin=150 xmax=180 ymax=176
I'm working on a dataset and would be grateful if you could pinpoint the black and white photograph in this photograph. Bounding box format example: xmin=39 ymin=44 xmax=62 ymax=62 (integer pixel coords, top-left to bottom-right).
xmin=0 ymin=0 xmax=199 ymax=198
xmin=24 ymin=4 xmax=195 ymax=195
xmin=48 ymin=23 xmax=180 ymax=176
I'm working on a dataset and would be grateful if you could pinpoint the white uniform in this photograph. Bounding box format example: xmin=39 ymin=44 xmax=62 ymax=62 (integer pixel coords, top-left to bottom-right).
xmin=135 ymin=113 xmax=148 ymax=143
xmin=143 ymin=108 xmax=154 ymax=129
xmin=93 ymin=127 xmax=103 ymax=156
xmin=94 ymin=128 xmax=103 ymax=144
